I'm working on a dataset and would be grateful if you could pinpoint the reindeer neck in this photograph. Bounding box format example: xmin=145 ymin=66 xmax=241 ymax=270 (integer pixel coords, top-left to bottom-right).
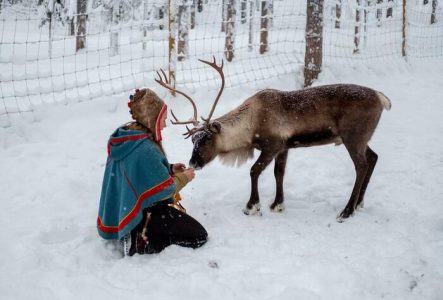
xmin=216 ymin=102 xmax=254 ymax=152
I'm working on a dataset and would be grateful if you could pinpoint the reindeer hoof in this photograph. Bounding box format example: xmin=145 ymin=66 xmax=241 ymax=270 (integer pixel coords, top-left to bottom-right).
xmin=337 ymin=208 xmax=354 ymax=222
xmin=243 ymin=204 xmax=262 ymax=216
xmin=357 ymin=201 xmax=365 ymax=210
xmin=270 ymin=203 xmax=285 ymax=212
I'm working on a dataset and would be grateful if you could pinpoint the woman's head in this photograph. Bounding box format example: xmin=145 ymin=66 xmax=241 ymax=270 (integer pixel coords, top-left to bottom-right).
xmin=129 ymin=88 xmax=167 ymax=141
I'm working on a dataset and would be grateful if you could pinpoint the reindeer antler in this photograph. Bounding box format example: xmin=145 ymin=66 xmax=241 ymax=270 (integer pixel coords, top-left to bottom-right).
xmin=198 ymin=56 xmax=225 ymax=124
xmin=155 ymin=56 xmax=225 ymax=139
xmin=155 ymin=69 xmax=200 ymax=138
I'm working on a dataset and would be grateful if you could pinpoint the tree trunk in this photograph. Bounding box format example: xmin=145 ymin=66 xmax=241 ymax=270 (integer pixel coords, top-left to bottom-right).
xmin=76 ymin=0 xmax=87 ymax=52
xmin=354 ymin=0 xmax=361 ymax=53
xmin=304 ymin=0 xmax=324 ymax=87
xmin=335 ymin=0 xmax=341 ymax=28
xmin=221 ymin=0 xmax=227 ymax=32
xmin=224 ymin=0 xmax=236 ymax=61
xmin=109 ymin=6 xmax=119 ymax=56
xmin=48 ymin=10 xmax=53 ymax=57
xmin=431 ymin=0 xmax=437 ymax=24
xmin=386 ymin=0 xmax=393 ymax=18
xmin=259 ymin=0 xmax=268 ymax=54
xmin=69 ymin=17 xmax=75 ymax=36
xmin=376 ymin=0 xmax=382 ymax=26
xmin=268 ymin=0 xmax=273 ymax=28
xmin=178 ymin=4 xmax=189 ymax=61
xmin=197 ymin=0 xmax=203 ymax=12
xmin=248 ymin=0 xmax=254 ymax=51
xmin=168 ymin=0 xmax=176 ymax=95
xmin=241 ymin=0 xmax=247 ymax=24
xmin=191 ymin=0 xmax=196 ymax=29
xmin=142 ymin=0 xmax=148 ymax=50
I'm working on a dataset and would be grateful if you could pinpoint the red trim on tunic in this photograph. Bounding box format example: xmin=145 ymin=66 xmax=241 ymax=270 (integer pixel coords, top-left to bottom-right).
xmin=107 ymin=133 xmax=149 ymax=155
xmin=97 ymin=176 xmax=174 ymax=234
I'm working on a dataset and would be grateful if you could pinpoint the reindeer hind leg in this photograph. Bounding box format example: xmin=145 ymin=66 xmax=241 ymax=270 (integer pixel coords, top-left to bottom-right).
xmin=338 ymin=143 xmax=370 ymax=221
xmin=270 ymin=149 xmax=288 ymax=212
xmin=356 ymin=146 xmax=378 ymax=209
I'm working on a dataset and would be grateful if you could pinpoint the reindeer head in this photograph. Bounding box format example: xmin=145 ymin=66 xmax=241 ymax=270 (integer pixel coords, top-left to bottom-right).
xmin=155 ymin=56 xmax=225 ymax=169
xmin=189 ymin=121 xmax=222 ymax=169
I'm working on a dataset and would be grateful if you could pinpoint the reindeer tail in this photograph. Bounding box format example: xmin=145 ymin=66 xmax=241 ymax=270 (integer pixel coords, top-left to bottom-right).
xmin=377 ymin=91 xmax=392 ymax=111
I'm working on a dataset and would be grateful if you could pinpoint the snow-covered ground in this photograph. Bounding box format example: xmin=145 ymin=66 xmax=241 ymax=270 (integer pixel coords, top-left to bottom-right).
xmin=1 ymin=60 xmax=443 ymax=300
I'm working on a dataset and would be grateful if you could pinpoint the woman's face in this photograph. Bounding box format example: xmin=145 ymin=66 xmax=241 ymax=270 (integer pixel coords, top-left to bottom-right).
xmin=159 ymin=111 xmax=167 ymax=131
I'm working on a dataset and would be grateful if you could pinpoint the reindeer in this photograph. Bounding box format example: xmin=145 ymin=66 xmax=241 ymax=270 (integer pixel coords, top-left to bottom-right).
xmin=155 ymin=57 xmax=391 ymax=221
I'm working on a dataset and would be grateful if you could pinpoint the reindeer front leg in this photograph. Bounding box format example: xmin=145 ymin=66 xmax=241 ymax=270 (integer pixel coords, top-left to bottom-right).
xmin=243 ymin=149 xmax=278 ymax=216
xmin=270 ymin=149 xmax=288 ymax=212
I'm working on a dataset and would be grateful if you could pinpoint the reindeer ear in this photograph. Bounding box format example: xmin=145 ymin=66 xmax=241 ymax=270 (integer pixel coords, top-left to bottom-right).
xmin=209 ymin=121 xmax=221 ymax=134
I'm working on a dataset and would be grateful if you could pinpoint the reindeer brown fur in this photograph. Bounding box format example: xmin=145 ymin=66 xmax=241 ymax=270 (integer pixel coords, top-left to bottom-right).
xmin=156 ymin=58 xmax=391 ymax=221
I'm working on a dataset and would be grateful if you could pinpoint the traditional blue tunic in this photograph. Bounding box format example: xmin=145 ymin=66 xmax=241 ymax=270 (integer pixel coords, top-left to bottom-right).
xmin=97 ymin=128 xmax=176 ymax=240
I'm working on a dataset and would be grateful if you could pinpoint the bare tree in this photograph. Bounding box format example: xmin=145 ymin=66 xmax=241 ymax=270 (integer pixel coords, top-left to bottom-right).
xmin=354 ymin=0 xmax=361 ymax=53
xmin=221 ymin=0 xmax=227 ymax=32
xmin=248 ymin=0 xmax=254 ymax=51
xmin=241 ymin=0 xmax=247 ymax=23
xmin=304 ymin=0 xmax=324 ymax=87
xmin=197 ymin=0 xmax=203 ymax=12
xmin=190 ymin=0 xmax=196 ymax=29
xmin=376 ymin=0 xmax=382 ymax=26
xmin=259 ymin=0 xmax=268 ymax=54
xmin=335 ymin=0 xmax=342 ymax=28
xmin=386 ymin=0 xmax=393 ymax=17
xmin=76 ymin=0 xmax=87 ymax=52
xmin=178 ymin=1 xmax=190 ymax=61
xmin=431 ymin=0 xmax=438 ymax=24
xmin=225 ymin=0 xmax=236 ymax=61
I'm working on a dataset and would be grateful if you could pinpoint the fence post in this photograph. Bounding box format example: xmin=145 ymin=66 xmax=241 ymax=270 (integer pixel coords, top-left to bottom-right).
xmin=259 ymin=0 xmax=268 ymax=54
xmin=304 ymin=0 xmax=324 ymax=87
xmin=168 ymin=0 xmax=176 ymax=95
xmin=402 ymin=0 xmax=406 ymax=57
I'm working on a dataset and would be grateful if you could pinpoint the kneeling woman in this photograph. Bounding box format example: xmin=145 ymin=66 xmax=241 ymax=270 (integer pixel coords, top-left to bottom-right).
xmin=97 ymin=89 xmax=207 ymax=256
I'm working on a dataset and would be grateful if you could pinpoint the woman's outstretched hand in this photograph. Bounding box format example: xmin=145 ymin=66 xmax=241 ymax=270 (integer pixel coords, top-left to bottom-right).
xmin=172 ymin=163 xmax=186 ymax=174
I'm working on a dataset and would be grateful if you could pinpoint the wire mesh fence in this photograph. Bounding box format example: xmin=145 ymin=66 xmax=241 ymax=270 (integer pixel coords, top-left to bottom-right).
xmin=0 ymin=0 xmax=442 ymax=118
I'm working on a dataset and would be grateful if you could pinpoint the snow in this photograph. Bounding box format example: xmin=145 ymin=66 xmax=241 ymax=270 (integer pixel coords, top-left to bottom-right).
xmin=1 ymin=59 xmax=442 ymax=299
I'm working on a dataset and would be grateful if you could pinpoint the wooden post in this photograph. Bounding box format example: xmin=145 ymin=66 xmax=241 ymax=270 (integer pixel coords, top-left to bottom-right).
xmin=304 ymin=0 xmax=324 ymax=87
xmin=259 ymin=0 xmax=268 ymax=54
